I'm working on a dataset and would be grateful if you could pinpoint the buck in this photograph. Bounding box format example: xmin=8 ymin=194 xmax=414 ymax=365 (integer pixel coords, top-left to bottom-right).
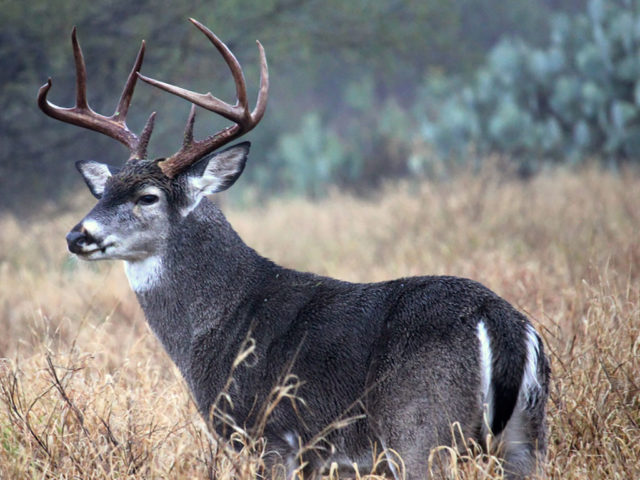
xmin=39 ymin=19 xmax=549 ymax=479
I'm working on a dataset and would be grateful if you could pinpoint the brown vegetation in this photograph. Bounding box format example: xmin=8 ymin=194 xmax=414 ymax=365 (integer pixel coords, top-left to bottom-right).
xmin=0 ymin=167 xmax=638 ymax=478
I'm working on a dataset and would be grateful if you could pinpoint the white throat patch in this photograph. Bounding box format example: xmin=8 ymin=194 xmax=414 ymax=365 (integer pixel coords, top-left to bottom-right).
xmin=124 ymin=256 xmax=163 ymax=292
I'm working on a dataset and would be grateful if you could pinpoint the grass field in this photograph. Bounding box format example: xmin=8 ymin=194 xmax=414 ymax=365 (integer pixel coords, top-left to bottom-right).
xmin=0 ymin=167 xmax=638 ymax=479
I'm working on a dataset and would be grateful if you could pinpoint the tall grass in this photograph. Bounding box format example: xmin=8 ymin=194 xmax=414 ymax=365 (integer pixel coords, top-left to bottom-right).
xmin=0 ymin=167 xmax=638 ymax=478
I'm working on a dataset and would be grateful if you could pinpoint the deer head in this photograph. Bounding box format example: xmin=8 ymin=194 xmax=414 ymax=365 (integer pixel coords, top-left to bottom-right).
xmin=38 ymin=19 xmax=268 ymax=262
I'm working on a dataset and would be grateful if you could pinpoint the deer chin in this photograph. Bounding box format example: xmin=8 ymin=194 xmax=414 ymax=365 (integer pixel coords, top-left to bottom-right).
xmin=74 ymin=242 xmax=116 ymax=261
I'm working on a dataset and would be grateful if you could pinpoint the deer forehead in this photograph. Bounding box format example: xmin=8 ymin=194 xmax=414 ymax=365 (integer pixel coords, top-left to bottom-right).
xmin=104 ymin=161 xmax=173 ymax=201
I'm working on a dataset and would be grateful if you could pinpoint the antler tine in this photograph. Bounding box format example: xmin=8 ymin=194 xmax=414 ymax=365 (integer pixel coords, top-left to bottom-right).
xmin=71 ymin=27 xmax=89 ymax=109
xmin=137 ymin=19 xmax=250 ymax=123
xmin=137 ymin=73 xmax=240 ymax=124
xmin=189 ymin=18 xmax=249 ymax=114
xmin=137 ymin=19 xmax=269 ymax=178
xmin=37 ymin=27 xmax=154 ymax=161
xmin=134 ymin=111 xmax=157 ymax=160
xmin=252 ymin=40 xmax=269 ymax=125
xmin=183 ymin=104 xmax=197 ymax=148
xmin=114 ymin=40 xmax=146 ymax=123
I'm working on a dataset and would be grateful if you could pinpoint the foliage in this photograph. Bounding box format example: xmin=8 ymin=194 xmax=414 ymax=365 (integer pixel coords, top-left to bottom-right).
xmin=270 ymin=113 xmax=346 ymax=197
xmin=229 ymin=0 xmax=640 ymax=194
xmin=419 ymin=0 xmax=640 ymax=169
xmin=1 ymin=0 xmax=562 ymax=212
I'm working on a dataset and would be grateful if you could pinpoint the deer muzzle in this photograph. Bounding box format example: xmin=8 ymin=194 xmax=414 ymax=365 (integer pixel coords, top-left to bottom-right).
xmin=66 ymin=226 xmax=97 ymax=255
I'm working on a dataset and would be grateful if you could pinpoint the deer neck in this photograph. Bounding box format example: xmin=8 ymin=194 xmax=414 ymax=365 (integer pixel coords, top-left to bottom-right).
xmin=124 ymin=199 xmax=264 ymax=372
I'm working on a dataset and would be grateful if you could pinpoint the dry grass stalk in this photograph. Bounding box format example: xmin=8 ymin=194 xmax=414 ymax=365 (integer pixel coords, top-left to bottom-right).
xmin=0 ymin=166 xmax=638 ymax=478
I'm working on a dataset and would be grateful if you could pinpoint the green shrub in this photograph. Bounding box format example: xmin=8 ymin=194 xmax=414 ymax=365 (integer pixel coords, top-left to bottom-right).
xmin=419 ymin=0 xmax=640 ymax=168
xmin=270 ymin=113 xmax=348 ymax=198
xmin=266 ymin=76 xmax=416 ymax=196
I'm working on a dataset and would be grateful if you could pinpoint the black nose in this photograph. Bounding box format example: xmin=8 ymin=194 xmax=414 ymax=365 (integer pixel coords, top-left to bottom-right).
xmin=66 ymin=228 xmax=95 ymax=254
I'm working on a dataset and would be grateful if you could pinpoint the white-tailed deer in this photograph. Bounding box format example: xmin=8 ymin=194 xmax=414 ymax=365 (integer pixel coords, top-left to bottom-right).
xmin=39 ymin=19 xmax=549 ymax=479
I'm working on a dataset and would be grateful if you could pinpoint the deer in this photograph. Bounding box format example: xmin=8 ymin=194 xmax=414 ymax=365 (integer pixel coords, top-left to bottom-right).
xmin=38 ymin=19 xmax=549 ymax=480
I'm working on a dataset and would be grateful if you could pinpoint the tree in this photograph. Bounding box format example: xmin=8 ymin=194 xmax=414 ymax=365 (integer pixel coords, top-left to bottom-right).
xmin=0 ymin=0 xmax=566 ymax=213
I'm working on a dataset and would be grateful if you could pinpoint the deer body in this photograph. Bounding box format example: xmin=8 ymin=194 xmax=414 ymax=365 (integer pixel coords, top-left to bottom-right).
xmin=39 ymin=20 xmax=549 ymax=479
xmin=129 ymin=197 xmax=548 ymax=479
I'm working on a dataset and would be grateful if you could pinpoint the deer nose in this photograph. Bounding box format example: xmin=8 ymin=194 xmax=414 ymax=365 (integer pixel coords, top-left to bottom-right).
xmin=66 ymin=228 xmax=96 ymax=254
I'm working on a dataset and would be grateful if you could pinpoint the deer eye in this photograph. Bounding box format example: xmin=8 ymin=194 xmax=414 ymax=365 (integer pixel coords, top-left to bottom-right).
xmin=137 ymin=194 xmax=159 ymax=206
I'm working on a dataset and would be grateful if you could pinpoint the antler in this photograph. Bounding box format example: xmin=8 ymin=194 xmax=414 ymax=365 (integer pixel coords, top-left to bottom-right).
xmin=37 ymin=27 xmax=156 ymax=161
xmin=137 ymin=18 xmax=269 ymax=178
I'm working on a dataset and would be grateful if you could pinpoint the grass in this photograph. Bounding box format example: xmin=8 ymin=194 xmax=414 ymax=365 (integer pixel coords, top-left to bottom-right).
xmin=0 ymin=167 xmax=638 ymax=478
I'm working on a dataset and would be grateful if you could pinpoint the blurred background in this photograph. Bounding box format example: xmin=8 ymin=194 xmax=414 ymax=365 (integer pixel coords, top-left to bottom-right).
xmin=2 ymin=3 xmax=639 ymax=477
xmin=5 ymin=0 xmax=640 ymax=215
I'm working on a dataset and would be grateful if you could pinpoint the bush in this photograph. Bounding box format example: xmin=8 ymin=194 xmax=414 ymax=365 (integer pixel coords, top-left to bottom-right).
xmin=266 ymin=77 xmax=416 ymax=196
xmin=419 ymin=0 xmax=640 ymax=168
xmin=270 ymin=113 xmax=348 ymax=198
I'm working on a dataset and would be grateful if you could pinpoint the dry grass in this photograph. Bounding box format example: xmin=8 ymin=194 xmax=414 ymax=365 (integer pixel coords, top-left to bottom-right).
xmin=0 ymin=167 xmax=638 ymax=478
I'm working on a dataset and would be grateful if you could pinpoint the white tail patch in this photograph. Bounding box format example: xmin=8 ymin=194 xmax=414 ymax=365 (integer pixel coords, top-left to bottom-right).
xmin=497 ymin=325 xmax=544 ymax=477
xmin=125 ymin=256 xmax=163 ymax=292
xmin=380 ymin=438 xmax=401 ymax=480
xmin=284 ymin=431 xmax=299 ymax=450
xmin=477 ymin=321 xmax=493 ymax=433
xmin=521 ymin=324 xmax=541 ymax=408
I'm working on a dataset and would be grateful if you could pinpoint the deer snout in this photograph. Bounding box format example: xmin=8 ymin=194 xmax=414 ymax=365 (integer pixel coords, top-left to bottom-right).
xmin=66 ymin=226 xmax=97 ymax=254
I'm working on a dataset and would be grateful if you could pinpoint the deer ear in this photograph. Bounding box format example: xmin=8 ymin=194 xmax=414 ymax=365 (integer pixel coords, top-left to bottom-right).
xmin=76 ymin=160 xmax=120 ymax=199
xmin=185 ymin=142 xmax=249 ymax=198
